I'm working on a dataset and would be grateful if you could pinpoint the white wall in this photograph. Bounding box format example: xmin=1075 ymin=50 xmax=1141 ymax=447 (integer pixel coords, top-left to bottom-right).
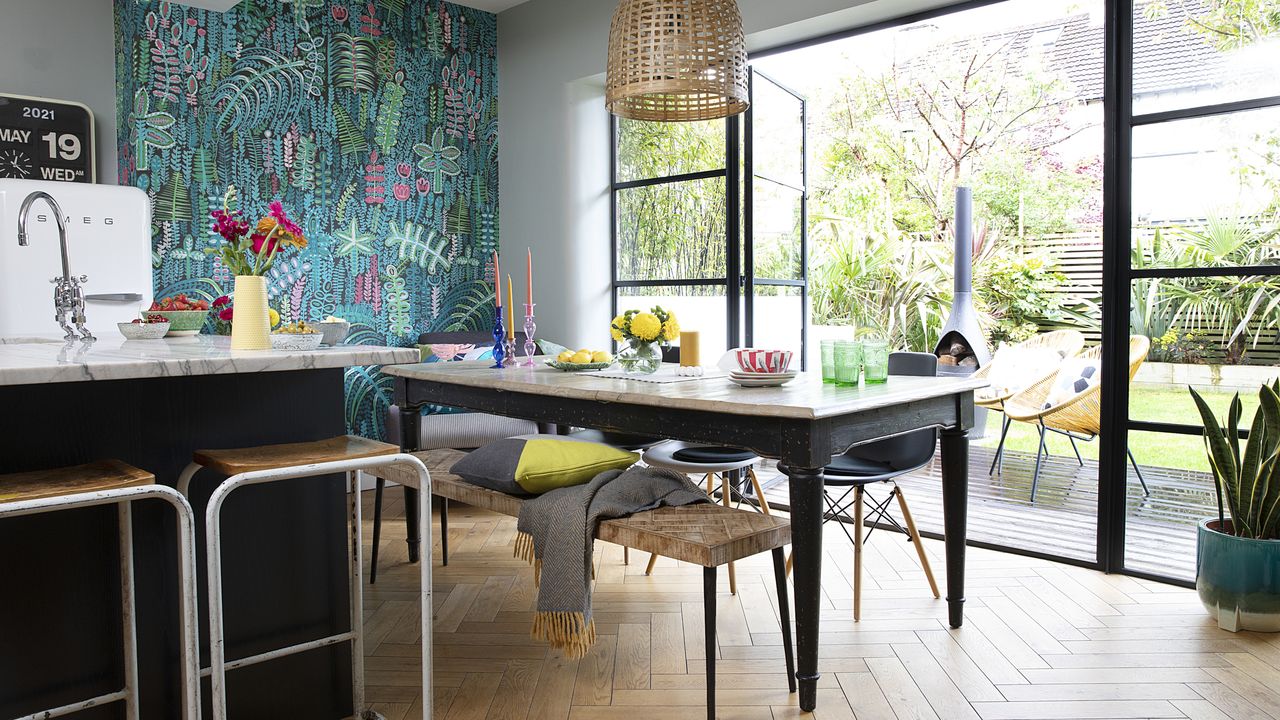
xmin=0 ymin=0 xmax=119 ymax=184
xmin=498 ymin=0 xmax=967 ymax=348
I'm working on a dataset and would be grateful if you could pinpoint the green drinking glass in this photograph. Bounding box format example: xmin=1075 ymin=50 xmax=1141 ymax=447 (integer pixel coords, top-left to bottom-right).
xmin=834 ymin=341 xmax=862 ymax=386
xmin=863 ymin=340 xmax=889 ymax=383
xmin=820 ymin=340 xmax=837 ymax=384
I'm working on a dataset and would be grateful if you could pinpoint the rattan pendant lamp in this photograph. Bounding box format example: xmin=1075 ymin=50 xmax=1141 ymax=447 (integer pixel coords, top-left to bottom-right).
xmin=606 ymin=0 xmax=750 ymax=122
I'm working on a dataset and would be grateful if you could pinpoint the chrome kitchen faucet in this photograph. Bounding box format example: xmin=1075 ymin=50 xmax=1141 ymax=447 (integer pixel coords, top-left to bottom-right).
xmin=17 ymin=191 xmax=94 ymax=341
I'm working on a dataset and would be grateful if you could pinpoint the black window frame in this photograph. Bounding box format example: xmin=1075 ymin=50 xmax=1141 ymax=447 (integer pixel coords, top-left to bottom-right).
xmin=610 ymin=116 xmax=740 ymax=349
xmin=1100 ymin=0 xmax=1280 ymax=583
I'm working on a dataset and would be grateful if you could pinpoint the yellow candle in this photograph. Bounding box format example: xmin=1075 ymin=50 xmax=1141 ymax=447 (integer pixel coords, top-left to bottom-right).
xmin=507 ymin=275 xmax=515 ymax=335
xmin=679 ymin=330 xmax=701 ymax=367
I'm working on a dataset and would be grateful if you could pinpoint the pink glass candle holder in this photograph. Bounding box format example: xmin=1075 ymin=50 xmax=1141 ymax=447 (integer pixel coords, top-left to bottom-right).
xmin=522 ymin=303 xmax=537 ymax=367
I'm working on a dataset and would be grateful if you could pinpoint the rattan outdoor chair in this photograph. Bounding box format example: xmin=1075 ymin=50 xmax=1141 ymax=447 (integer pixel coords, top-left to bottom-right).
xmin=1004 ymin=336 xmax=1151 ymax=502
xmin=975 ymin=330 xmax=1086 ymax=476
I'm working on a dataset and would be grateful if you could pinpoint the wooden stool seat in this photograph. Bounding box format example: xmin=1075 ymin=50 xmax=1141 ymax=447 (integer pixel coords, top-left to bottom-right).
xmin=0 ymin=459 xmax=154 ymax=504
xmin=192 ymin=435 xmax=397 ymax=476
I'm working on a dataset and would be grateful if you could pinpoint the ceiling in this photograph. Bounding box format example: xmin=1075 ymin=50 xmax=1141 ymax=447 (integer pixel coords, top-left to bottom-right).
xmin=454 ymin=0 xmax=534 ymax=12
xmin=183 ymin=0 xmax=534 ymax=13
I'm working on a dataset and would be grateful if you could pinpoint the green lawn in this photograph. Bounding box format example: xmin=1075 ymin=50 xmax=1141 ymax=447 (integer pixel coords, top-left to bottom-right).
xmin=973 ymin=385 xmax=1260 ymax=473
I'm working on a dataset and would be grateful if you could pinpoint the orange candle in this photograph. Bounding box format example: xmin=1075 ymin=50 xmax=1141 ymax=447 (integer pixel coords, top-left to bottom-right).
xmin=507 ymin=275 xmax=515 ymax=335
xmin=526 ymin=248 xmax=533 ymax=305
xmin=679 ymin=330 xmax=701 ymax=367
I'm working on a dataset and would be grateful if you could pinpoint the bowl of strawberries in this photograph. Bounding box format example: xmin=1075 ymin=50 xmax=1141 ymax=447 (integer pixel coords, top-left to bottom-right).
xmin=143 ymin=294 xmax=211 ymax=337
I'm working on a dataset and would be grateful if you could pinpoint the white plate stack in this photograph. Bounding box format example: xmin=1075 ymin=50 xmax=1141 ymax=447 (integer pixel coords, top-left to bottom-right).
xmin=728 ymin=369 xmax=798 ymax=388
xmin=727 ymin=348 xmax=797 ymax=387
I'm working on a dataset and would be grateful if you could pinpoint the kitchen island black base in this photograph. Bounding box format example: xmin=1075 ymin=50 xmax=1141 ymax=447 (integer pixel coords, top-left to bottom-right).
xmin=0 ymin=368 xmax=353 ymax=719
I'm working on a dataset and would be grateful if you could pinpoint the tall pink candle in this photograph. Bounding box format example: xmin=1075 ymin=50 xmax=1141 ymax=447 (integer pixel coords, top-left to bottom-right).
xmin=526 ymin=248 xmax=533 ymax=305
xmin=493 ymin=251 xmax=501 ymax=306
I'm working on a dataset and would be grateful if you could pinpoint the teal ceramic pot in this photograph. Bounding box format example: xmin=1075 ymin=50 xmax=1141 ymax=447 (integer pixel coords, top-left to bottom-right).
xmin=1196 ymin=518 xmax=1280 ymax=632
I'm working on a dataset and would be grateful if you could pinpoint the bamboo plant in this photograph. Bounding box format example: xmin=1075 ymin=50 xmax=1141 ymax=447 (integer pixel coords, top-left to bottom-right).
xmin=1190 ymin=380 xmax=1280 ymax=540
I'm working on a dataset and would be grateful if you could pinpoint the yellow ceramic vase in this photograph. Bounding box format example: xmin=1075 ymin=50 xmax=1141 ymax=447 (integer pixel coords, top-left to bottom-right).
xmin=230 ymin=275 xmax=271 ymax=350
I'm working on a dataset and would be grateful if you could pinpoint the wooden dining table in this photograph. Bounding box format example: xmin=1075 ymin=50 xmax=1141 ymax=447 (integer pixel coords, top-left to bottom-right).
xmin=382 ymin=360 xmax=985 ymax=712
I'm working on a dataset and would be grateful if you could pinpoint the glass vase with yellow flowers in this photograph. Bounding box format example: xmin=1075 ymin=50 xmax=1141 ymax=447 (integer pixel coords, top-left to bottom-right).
xmin=610 ymin=306 xmax=679 ymax=375
xmin=206 ymin=185 xmax=308 ymax=349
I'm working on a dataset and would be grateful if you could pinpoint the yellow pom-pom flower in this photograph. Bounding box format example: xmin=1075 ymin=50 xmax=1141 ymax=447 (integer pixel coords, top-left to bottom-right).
xmin=268 ymin=308 xmax=281 ymax=327
xmin=610 ymin=315 xmax=626 ymax=341
xmin=629 ymin=312 xmax=662 ymax=341
xmin=662 ymin=313 xmax=680 ymax=341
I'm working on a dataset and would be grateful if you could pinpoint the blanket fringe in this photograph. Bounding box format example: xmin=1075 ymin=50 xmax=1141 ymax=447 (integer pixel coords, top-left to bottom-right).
xmin=531 ymin=611 xmax=597 ymax=659
xmin=514 ymin=532 xmax=542 ymax=586
xmin=514 ymin=531 xmax=536 ymax=563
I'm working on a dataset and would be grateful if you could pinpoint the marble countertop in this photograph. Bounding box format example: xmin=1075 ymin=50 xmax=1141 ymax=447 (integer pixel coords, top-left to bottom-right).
xmin=384 ymin=359 xmax=988 ymax=420
xmin=0 ymin=335 xmax=418 ymax=386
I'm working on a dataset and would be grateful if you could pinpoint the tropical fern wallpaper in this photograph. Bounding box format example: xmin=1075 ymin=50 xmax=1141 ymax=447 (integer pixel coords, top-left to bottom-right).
xmin=113 ymin=0 xmax=499 ymax=438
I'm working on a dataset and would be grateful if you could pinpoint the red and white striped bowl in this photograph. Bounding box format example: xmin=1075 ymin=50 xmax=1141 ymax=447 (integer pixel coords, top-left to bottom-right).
xmin=734 ymin=348 xmax=794 ymax=374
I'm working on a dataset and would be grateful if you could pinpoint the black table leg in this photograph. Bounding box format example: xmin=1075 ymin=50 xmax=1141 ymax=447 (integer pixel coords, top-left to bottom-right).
xmin=704 ymin=565 xmax=716 ymax=720
xmin=940 ymin=425 xmax=969 ymax=628
xmin=398 ymin=405 xmax=422 ymax=564
xmin=370 ymin=477 xmax=385 ymax=584
xmin=784 ymin=463 xmax=824 ymax=712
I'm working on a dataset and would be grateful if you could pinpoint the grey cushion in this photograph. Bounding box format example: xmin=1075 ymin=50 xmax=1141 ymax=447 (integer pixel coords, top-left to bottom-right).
xmin=449 ymin=438 xmax=531 ymax=496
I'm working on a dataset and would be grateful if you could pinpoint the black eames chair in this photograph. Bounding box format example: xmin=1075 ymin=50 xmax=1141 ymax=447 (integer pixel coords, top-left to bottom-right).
xmin=787 ymin=351 xmax=941 ymax=620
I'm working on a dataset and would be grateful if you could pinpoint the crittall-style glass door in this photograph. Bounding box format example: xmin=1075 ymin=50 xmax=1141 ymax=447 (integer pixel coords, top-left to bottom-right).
xmin=745 ymin=70 xmax=809 ymax=366
xmin=611 ymin=73 xmax=809 ymax=362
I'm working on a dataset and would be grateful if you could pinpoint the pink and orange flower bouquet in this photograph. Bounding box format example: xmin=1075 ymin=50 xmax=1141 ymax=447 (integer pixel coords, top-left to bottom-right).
xmin=206 ymin=185 xmax=307 ymax=277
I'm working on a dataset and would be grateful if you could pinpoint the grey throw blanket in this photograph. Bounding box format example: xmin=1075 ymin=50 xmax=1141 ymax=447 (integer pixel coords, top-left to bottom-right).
xmin=513 ymin=465 xmax=710 ymax=656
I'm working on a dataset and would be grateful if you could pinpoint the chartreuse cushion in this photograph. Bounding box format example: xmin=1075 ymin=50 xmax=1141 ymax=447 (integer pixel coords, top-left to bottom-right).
xmin=451 ymin=437 xmax=638 ymax=496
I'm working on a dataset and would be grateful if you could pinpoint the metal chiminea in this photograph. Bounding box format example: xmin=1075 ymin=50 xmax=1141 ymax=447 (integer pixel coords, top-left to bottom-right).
xmin=934 ymin=187 xmax=991 ymax=377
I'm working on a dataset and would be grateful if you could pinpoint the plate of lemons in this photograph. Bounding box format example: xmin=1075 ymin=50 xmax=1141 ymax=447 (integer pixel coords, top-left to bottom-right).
xmin=546 ymin=349 xmax=613 ymax=371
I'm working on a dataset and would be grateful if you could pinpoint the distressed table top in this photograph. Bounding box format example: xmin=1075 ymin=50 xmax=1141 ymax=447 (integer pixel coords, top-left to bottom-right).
xmin=383 ymin=359 xmax=987 ymax=421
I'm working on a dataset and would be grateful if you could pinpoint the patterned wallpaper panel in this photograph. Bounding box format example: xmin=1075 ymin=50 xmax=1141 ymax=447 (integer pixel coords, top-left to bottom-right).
xmin=114 ymin=0 xmax=498 ymax=438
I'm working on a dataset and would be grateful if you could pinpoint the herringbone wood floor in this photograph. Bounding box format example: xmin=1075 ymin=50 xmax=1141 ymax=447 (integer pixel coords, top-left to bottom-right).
xmin=362 ymin=492 xmax=1280 ymax=720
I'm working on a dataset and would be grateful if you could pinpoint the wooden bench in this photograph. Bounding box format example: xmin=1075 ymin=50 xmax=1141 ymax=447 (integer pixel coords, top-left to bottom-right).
xmin=369 ymin=448 xmax=796 ymax=720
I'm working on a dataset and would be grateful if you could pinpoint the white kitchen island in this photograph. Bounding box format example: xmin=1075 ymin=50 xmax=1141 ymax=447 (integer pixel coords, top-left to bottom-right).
xmin=0 ymin=334 xmax=417 ymax=719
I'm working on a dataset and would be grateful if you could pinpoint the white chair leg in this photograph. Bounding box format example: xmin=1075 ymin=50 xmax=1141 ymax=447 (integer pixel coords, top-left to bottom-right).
xmin=119 ymin=501 xmax=140 ymax=720
xmin=414 ymin=464 xmax=433 ymax=720
xmin=176 ymin=461 xmax=201 ymax=498
xmin=206 ymin=473 xmax=236 ymax=720
xmin=169 ymin=492 xmax=202 ymax=720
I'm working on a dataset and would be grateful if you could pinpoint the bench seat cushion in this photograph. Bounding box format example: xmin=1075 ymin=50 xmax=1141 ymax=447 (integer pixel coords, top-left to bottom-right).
xmin=450 ymin=437 xmax=638 ymax=495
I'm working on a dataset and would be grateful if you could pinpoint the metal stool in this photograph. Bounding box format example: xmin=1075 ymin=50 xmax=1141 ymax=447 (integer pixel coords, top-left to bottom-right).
xmin=640 ymin=441 xmax=773 ymax=594
xmin=177 ymin=436 xmax=433 ymax=720
xmin=0 ymin=460 xmax=200 ymax=720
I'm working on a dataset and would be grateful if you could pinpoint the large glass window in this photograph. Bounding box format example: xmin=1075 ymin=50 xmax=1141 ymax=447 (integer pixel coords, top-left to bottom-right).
xmin=608 ymin=0 xmax=1280 ymax=587
xmin=1122 ymin=0 xmax=1280 ymax=581
xmin=753 ymin=0 xmax=1106 ymax=565
xmin=610 ymin=76 xmax=808 ymax=361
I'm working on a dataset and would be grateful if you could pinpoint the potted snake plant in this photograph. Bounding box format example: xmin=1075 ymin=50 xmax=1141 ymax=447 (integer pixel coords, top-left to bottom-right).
xmin=1190 ymin=380 xmax=1280 ymax=632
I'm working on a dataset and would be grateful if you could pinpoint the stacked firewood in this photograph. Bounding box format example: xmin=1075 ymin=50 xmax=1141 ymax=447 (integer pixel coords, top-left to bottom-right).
xmin=937 ymin=338 xmax=979 ymax=368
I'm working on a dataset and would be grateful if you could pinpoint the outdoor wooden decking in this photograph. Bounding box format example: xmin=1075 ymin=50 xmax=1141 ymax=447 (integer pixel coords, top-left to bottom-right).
xmin=759 ymin=446 xmax=1215 ymax=582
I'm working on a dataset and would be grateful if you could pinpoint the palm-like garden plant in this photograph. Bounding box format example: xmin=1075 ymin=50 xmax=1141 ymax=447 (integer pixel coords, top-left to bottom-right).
xmin=1191 ymin=380 xmax=1280 ymax=540
xmin=1134 ymin=213 xmax=1280 ymax=362
xmin=809 ymin=212 xmax=950 ymax=351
